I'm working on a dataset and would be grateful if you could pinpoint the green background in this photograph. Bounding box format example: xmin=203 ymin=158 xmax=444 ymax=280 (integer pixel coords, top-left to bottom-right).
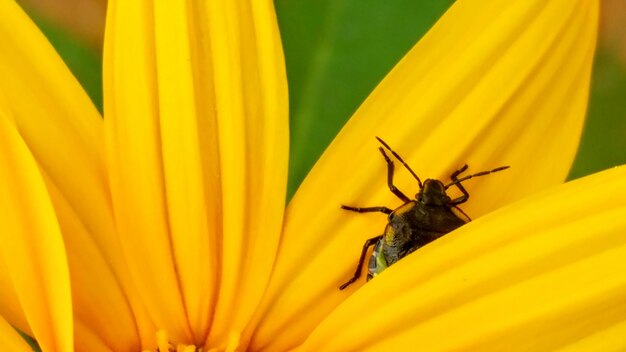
xmin=27 ymin=0 xmax=626 ymax=199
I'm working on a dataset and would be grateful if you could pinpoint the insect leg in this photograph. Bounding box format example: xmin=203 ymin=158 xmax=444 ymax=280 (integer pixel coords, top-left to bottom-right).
xmin=453 ymin=205 xmax=472 ymax=222
xmin=340 ymin=235 xmax=383 ymax=290
xmin=379 ymin=147 xmax=411 ymax=202
xmin=448 ymin=165 xmax=510 ymax=205
xmin=449 ymin=164 xmax=470 ymax=205
xmin=341 ymin=205 xmax=392 ymax=215
xmin=451 ymin=164 xmax=469 ymax=179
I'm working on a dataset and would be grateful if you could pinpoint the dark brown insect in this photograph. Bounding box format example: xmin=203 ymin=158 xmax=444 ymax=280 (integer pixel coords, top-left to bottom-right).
xmin=340 ymin=137 xmax=509 ymax=290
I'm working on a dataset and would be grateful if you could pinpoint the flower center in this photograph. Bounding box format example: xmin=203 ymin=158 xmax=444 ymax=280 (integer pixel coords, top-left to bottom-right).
xmin=151 ymin=331 xmax=200 ymax=352
xmin=148 ymin=330 xmax=243 ymax=351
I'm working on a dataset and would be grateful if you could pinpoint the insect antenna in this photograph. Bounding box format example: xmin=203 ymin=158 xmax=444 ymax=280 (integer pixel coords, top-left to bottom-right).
xmin=375 ymin=136 xmax=423 ymax=188
xmin=445 ymin=165 xmax=510 ymax=189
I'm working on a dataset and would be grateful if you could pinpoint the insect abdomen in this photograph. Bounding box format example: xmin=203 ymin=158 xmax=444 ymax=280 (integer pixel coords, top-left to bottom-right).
xmin=367 ymin=239 xmax=387 ymax=280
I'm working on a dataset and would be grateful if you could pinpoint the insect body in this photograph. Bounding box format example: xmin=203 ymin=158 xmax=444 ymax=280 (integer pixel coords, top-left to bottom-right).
xmin=339 ymin=137 xmax=509 ymax=290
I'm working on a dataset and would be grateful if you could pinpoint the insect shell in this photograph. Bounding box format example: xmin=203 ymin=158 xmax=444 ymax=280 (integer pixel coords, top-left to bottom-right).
xmin=339 ymin=137 xmax=509 ymax=290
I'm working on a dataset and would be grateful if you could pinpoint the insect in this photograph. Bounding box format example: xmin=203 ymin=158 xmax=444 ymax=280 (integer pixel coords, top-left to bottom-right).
xmin=339 ymin=137 xmax=509 ymax=290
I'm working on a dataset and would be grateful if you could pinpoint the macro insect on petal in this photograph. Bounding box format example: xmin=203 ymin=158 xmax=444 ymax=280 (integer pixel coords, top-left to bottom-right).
xmin=340 ymin=137 xmax=509 ymax=289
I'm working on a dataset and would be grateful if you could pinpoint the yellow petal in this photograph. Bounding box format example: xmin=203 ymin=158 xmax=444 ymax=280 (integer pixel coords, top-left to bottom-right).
xmin=0 ymin=1 xmax=153 ymax=347
xmin=43 ymin=178 xmax=141 ymax=350
xmin=74 ymin=319 xmax=122 ymax=352
xmin=298 ymin=165 xmax=626 ymax=350
xmin=0 ymin=115 xmax=73 ymax=352
xmin=0 ymin=256 xmax=30 ymax=336
xmin=0 ymin=316 xmax=32 ymax=352
xmin=152 ymin=0 xmax=219 ymax=342
xmin=104 ymin=0 xmax=192 ymax=342
xmin=104 ymin=0 xmax=287 ymax=345
xmin=250 ymin=0 xmax=598 ymax=349
xmin=201 ymin=0 xmax=288 ymax=346
xmin=0 ymin=169 xmax=143 ymax=350
xmin=0 ymin=0 xmax=118 ymax=261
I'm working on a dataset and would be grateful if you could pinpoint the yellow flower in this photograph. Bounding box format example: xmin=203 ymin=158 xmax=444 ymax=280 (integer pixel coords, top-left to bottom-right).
xmin=0 ymin=0 xmax=616 ymax=351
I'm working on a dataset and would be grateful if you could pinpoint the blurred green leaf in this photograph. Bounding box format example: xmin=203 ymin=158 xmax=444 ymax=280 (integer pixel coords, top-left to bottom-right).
xmin=276 ymin=0 xmax=455 ymax=198
xmin=569 ymin=47 xmax=626 ymax=180
xmin=30 ymin=16 xmax=103 ymax=112
xmin=22 ymin=3 xmax=625 ymax=196
xmin=17 ymin=329 xmax=41 ymax=352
